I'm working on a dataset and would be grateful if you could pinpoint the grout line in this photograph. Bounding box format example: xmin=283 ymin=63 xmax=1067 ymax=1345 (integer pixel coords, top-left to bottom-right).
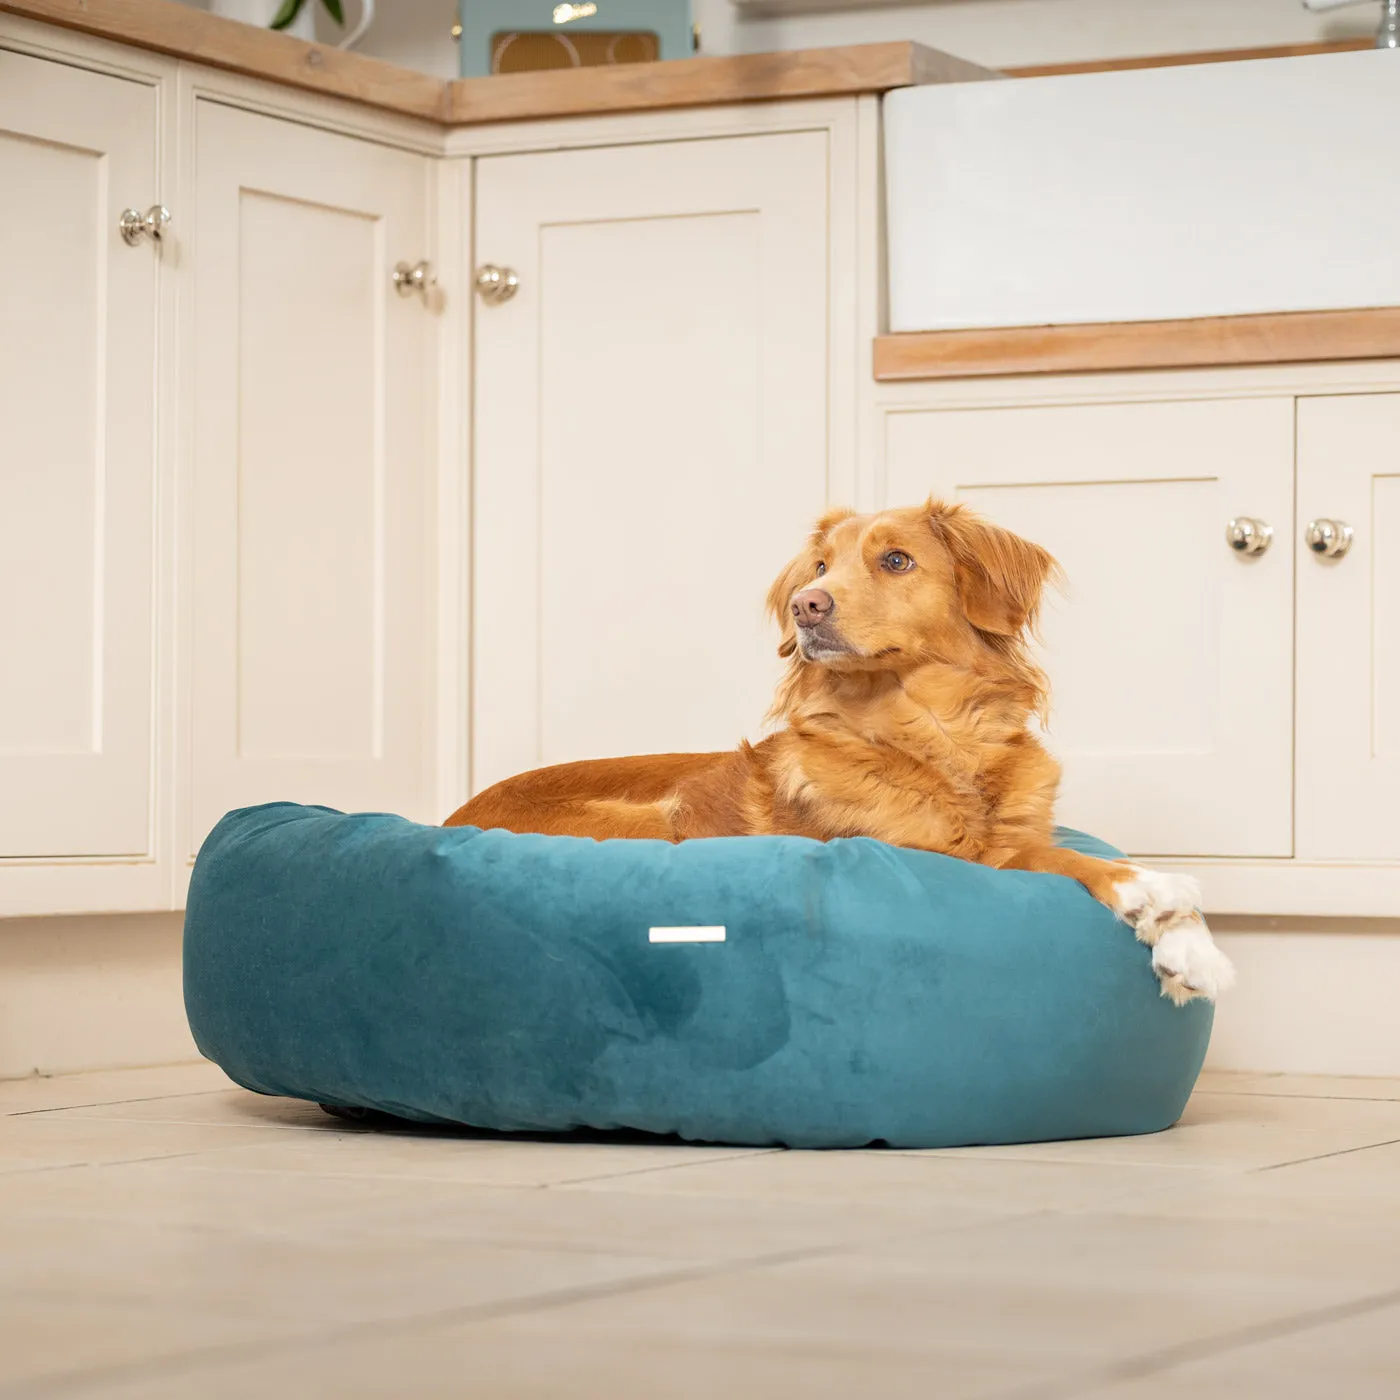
xmin=1192 ymin=1089 xmax=1400 ymax=1104
xmin=992 ymin=1284 xmax=1400 ymax=1400
xmin=0 ymin=1147 xmax=241 ymax=1180
xmin=880 ymin=1149 xmax=1225 ymax=1171
xmin=1252 ymin=1135 xmax=1400 ymax=1173
xmin=0 ymin=1162 xmax=94 ymax=1180
xmin=17 ymin=1112 xmax=344 ymax=1133
xmin=0 ymin=1244 xmax=839 ymax=1400
xmin=8 ymin=1090 xmax=230 ymax=1118
xmin=0 ymin=1063 xmax=209 ymax=1088
xmin=547 ymin=1148 xmax=787 ymax=1189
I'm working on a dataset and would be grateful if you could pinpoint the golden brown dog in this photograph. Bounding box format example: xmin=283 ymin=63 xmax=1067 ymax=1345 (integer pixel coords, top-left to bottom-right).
xmin=446 ymin=500 xmax=1234 ymax=1003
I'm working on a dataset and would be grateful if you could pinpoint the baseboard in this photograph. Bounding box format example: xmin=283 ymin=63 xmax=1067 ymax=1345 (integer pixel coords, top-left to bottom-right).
xmin=0 ymin=911 xmax=198 ymax=1079
xmin=1208 ymin=929 xmax=1400 ymax=1078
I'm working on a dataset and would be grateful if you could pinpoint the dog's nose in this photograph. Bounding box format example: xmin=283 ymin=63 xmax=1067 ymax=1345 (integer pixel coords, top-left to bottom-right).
xmin=791 ymin=588 xmax=835 ymax=628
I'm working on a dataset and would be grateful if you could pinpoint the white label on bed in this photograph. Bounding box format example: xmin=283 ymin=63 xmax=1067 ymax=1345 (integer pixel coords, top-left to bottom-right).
xmin=648 ymin=925 xmax=726 ymax=944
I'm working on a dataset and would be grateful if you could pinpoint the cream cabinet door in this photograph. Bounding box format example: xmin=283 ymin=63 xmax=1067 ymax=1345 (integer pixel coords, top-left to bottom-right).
xmin=0 ymin=53 xmax=159 ymax=859
xmin=189 ymin=103 xmax=435 ymax=849
xmin=1297 ymin=394 xmax=1400 ymax=861
xmin=884 ymin=397 xmax=1294 ymax=857
xmin=472 ymin=134 xmax=830 ymax=792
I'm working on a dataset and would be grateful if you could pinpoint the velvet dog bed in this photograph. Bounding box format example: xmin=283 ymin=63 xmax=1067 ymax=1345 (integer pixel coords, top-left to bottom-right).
xmin=183 ymin=802 xmax=1212 ymax=1149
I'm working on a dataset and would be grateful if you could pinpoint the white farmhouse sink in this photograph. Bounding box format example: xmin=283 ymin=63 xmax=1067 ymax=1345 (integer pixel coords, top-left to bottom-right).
xmin=884 ymin=50 xmax=1400 ymax=332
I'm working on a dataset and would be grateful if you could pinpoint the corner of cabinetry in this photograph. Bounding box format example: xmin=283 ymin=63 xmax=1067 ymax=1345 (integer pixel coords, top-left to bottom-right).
xmin=852 ymin=91 xmax=886 ymax=513
xmin=431 ymin=154 xmax=475 ymax=815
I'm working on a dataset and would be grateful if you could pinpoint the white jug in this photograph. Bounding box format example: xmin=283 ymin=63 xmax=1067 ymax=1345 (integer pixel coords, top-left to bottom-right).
xmin=208 ymin=0 xmax=376 ymax=51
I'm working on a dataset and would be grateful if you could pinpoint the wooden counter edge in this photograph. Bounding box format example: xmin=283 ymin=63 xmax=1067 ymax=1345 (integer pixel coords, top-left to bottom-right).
xmin=443 ymin=42 xmax=999 ymax=125
xmin=873 ymin=308 xmax=1400 ymax=382
xmin=1004 ymin=37 xmax=1373 ymax=79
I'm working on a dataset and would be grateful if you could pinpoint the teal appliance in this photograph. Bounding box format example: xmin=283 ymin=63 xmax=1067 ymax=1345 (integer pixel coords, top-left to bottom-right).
xmin=458 ymin=1 xmax=695 ymax=78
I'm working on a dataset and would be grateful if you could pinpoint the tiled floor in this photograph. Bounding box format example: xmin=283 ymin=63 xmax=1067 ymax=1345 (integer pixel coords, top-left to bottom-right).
xmin=3 ymin=1065 xmax=1400 ymax=1398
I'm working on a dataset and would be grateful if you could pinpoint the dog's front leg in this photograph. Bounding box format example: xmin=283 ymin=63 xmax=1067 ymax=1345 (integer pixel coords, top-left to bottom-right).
xmin=1002 ymin=845 xmax=1235 ymax=1005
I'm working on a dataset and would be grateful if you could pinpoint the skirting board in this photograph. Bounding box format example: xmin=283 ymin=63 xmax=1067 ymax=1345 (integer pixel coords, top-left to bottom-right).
xmin=0 ymin=912 xmax=197 ymax=1079
xmin=873 ymin=308 xmax=1400 ymax=382
xmin=1208 ymin=931 xmax=1400 ymax=1078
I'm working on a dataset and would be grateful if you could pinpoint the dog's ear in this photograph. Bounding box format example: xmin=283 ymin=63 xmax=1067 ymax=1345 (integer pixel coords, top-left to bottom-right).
xmin=766 ymin=552 xmax=811 ymax=658
xmin=930 ymin=500 xmax=1059 ymax=636
xmin=766 ymin=508 xmax=855 ymax=657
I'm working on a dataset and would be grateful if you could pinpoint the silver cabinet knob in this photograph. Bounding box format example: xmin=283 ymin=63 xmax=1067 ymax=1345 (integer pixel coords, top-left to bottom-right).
xmin=1225 ymin=517 xmax=1272 ymax=556
xmin=475 ymin=264 xmax=519 ymax=305
xmin=392 ymin=260 xmax=434 ymax=299
xmin=119 ymin=204 xmax=170 ymax=246
xmin=1305 ymin=518 xmax=1354 ymax=559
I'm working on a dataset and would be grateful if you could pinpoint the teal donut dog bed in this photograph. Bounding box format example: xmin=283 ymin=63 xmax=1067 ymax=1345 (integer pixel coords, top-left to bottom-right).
xmin=183 ymin=802 xmax=1212 ymax=1149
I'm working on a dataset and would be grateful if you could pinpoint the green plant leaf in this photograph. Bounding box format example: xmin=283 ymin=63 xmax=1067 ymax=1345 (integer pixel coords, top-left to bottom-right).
xmin=269 ymin=0 xmax=303 ymax=30
xmin=322 ymin=0 xmax=346 ymax=24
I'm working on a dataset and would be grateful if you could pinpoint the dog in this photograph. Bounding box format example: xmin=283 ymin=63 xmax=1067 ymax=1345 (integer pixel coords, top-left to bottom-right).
xmin=445 ymin=500 xmax=1235 ymax=1004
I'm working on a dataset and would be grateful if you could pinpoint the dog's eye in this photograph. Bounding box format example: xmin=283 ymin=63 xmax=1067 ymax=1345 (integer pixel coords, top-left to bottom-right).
xmin=883 ymin=551 xmax=915 ymax=573
xmin=815 ymin=562 xmax=826 ymax=577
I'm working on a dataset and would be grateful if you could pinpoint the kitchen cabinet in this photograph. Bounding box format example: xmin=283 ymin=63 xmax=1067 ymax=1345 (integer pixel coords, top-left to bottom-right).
xmin=0 ymin=51 xmax=162 ymax=868
xmin=470 ymin=132 xmax=835 ymax=792
xmin=0 ymin=14 xmax=860 ymax=912
xmin=883 ymin=396 xmax=1295 ymax=858
xmin=5 ymin=6 xmax=1395 ymax=920
xmin=186 ymin=101 xmax=439 ymax=850
xmin=1296 ymin=393 xmax=1400 ymax=862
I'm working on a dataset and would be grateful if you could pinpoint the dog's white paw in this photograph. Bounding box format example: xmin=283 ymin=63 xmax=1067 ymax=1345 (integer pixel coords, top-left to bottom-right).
xmin=1109 ymin=866 xmax=1203 ymax=943
xmin=1151 ymin=921 xmax=1237 ymax=1006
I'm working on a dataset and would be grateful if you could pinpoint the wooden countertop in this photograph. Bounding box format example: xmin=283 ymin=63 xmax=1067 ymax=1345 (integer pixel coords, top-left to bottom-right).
xmin=0 ymin=0 xmax=994 ymax=124
xmin=444 ymin=40 xmax=994 ymax=125
xmin=0 ymin=0 xmax=1365 ymax=125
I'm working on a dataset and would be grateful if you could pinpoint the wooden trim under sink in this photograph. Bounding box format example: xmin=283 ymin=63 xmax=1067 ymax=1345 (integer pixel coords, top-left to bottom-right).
xmin=1003 ymin=38 xmax=1374 ymax=79
xmin=873 ymin=308 xmax=1400 ymax=382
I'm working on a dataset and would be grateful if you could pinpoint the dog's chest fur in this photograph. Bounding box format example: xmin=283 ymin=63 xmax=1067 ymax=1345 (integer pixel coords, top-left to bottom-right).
xmin=753 ymin=667 xmax=1060 ymax=862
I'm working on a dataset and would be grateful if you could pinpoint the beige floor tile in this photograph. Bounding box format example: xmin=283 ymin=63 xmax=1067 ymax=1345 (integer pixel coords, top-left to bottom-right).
xmin=0 ymin=1153 xmax=971 ymax=1261
xmin=565 ymin=1142 xmax=1224 ymax=1220
xmin=906 ymin=1091 xmax=1400 ymax=1171
xmin=7 ymin=1067 xmax=1400 ymax=1400
xmin=402 ymin=1218 xmax=1400 ymax=1395
xmin=38 ymin=1232 xmax=1400 ymax=1400
xmin=1067 ymin=1296 xmax=1400 ymax=1399
xmin=0 ymin=1295 xmax=250 ymax=1398
xmin=36 ymin=1275 xmax=1400 ymax=1400
xmin=0 ymin=1156 xmax=486 ymax=1240
xmin=37 ymin=1088 xmax=339 ymax=1132
xmin=908 ymin=1208 xmax=1400 ymax=1299
xmin=0 ymin=1113 xmax=316 ymax=1175
xmin=44 ymin=1317 xmax=1048 ymax=1400
xmin=0 ymin=1213 xmax=717 ymax=1394
xmin=144 ymin=1122 xmax=778 ymax=1188
xmin=323 ymin=1173 xmax=1001 ymax=1259
xmin=1195 ymin=1070 xmax=1400 ymax=1103
xmin=1099 ymin=1135 xmax=1400 ymax=1226
xmin=0 ymin=1060 xmax=231 ymax=1114
xmin=84 ymin=1226 xmax=1393 ymax=1400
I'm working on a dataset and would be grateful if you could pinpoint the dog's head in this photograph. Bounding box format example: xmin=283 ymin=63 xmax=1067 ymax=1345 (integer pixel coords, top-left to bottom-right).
xmin=766 ymin=500 xmax=1058 ymax=675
